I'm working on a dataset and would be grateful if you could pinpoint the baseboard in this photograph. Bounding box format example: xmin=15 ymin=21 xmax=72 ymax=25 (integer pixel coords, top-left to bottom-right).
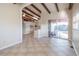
xmin=72 ymin=42 xmax=79 ymax=56
xmin=0 ymin=40 xmax=22 ymax=50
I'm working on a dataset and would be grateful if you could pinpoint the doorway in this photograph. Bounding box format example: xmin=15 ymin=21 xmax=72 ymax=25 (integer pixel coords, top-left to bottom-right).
xmin=48 ymin=19 xmax=68 ymax=40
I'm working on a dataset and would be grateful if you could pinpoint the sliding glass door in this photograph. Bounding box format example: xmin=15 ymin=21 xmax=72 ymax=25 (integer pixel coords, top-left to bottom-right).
xmin=50 ymin=19 xmax=68 ymax=40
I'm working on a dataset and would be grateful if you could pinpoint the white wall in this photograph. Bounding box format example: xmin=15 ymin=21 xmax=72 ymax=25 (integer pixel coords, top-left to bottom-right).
xmin=0 ymin=4 xmax=22 ymax=50
xmin=37 ymin=12 xmax=50 ymax=38
xmin=72 ymin=4 xmax=79 ymax=55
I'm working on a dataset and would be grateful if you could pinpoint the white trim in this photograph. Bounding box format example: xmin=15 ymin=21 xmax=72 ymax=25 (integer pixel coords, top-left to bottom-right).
xmin=0 ymin=41 xmax=22 ymax=50
xmin=72 ymin=42 xmax=79 ymax=56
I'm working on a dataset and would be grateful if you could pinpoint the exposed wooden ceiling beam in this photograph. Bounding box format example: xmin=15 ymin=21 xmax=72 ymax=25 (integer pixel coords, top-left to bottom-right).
xmin=22 ymin=12 xmax=33 ymax=22
xmin=22 ymin=10 xmax=33 ymax=17
xmin=24 ymin=7 xmax=40 ymax=17
xmin=22 ymin=15 xmax=32 ymax=21
xmin=69 ymin=3 xmax=73 ymax=10
xmin=22 ymin=10 xmax=40 ymax=22
xmin=55 ymin=3 xmax=59 ymax=12
xmin=31 ymin=4 xmax=41 ymax=13
xmin=41 ymin=3 xmax=51 ymax=14
xmin=22 ymin=13 xmax=38 ymax=22
xmin=22 ymin=10 xmax=40 ymax=19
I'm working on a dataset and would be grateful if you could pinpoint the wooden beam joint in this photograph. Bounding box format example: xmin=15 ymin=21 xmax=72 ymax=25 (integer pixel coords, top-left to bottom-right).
xmin=41 ymin=3 xmax=51 ymax=14
xmin=55 ymin=3 xmax=59 ymax=12
xmin=24 ymin=7 xmax=40 ymax=17
xmin=31 ymin=4 xmax=41 ymax=13
xmin=69 ymin=3 xmax=73 ymax=10
xmin=22 ymin=10 xmax=33 ymax=17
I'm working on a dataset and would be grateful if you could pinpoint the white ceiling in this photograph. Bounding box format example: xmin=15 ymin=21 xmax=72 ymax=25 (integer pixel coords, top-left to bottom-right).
xmin=23 ymin=3 xmax=69 ymax=17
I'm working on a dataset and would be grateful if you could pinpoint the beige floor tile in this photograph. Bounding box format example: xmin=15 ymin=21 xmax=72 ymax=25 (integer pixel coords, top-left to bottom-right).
xmin=0 ymin=33 xmax=76 ymax=56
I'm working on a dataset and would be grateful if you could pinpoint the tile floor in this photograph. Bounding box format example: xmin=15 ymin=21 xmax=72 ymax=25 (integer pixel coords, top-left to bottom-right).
xmin=0 ymin=33 xmax=76 ymax=56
